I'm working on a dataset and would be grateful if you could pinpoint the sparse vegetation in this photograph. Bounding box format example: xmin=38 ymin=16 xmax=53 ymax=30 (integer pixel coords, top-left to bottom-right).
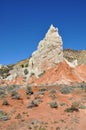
xmin=24 ymin=69 xmax=29 ymax=75
xmin=21 ymin=64 xmax=24 ymax=68
xmin=27 ymin=100 xmax=38 ymax=108
xmin=65 ymin=101 xmax=80 ymax=112
xmin=38 ymin=70 xmax=46 ymax=77
xmin=39 ymin=127 xmax=46 ymax=130
xmin=10 ymin=90 xmax=21 ymax=100
xmin=30 ymin=72 xmax=35 ymax=77
xmin=49 ymin=101 xmax=58 ymax=108
xmin=2 ymin=99 xmax=9 ymax=105
xmin=15 ymin=113 xmax=22 ymax=119
xmin=26 ymin=86 xmax=34 ymax=95
xmin=79 ymin=105 xmax=86 ymax=109
xmin=25 ymin=64 xmax=28 ymax=67
xmin=49 ymin=88 xmax=57 ymax=94
xmin=38 ymin=87 xmax=47 ymax=95
xmin=0 ymin=88 xmax=6 ymax=98
xmin=0 ymin=110 xmax=10 ymax=121
xmin=60 ymin=86 xmax=72 ymax=94
xmin=0 ymin=65 xmax=13 ymax=79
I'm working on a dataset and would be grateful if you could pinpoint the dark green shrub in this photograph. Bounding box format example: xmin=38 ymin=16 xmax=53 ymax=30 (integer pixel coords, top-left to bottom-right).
xmin=0 ymin=110 xmax=10 ymax=121
xmin=79 ymin=105 xmax=86 ymax=109
xmin=2 ymin=99 xmax=9 ymax=105
xmin=49 ymin=101 xmax=58 ymax=108
xmin=15 ymin=113 xmax=22 ymax=119
xmin=26 ymin=86 xmax=33 ymax=95
xmin=21 ymin=64 xmax=24 ymax=68
xmin=25 ymin=64 xmax=28 ymax=67
xmin=65 ymin=101 xmax=79 ymax=112
xmin=11 ymin=91 xmax=21 ymax=100
xmin=49 ymin=88 xmax=57 ymax=94
xmin=30 ymin=72 xmax=35 ymax=77
xmin=49 ymin=94 xmax=57 ymax=100
xmin=39 ymin=87 xmax=47 ymax=92
xmin=38 ymin=70 xmax=45 ymax=77
xmin=27 ymin=100 xmax=38 ymax=108
xmin=0 ymin=88 xmax=6 ymax=98
xmin=38 ymin=87 xmax=47 ymax=95
xmin=24 ymin=69 xmax=28 ymax=75
xmin=60 ymin=86 xmax=72 ymax=94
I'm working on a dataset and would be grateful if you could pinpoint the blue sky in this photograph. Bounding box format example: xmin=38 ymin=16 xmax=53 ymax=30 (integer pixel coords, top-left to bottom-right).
xmin=0 ymin=0 xmax=86 ymax=65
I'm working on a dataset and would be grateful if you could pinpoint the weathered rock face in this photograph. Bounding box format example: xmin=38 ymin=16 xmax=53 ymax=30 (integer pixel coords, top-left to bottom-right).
xmin=28 ymin=25 xmax=63 ymax=77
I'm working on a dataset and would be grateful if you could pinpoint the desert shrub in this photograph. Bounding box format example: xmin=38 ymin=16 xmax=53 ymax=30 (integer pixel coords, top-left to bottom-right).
xmin=21 ymin=64 xmax=24 ymax=68
xmin=79 ymin=105 xmax=86 ymax=109
xmin=38 ymin=70 xmax=45 ymax=77
xmin=71 ymin=101 xmax=80 ymax=109
xmin=49 ymin=94 xmax=57 ymax=100
xmin=10 ymin=90 xmax=21 ymax=100
xmin=7 ymin=85 xmax=20 ymax=94
xmin=25 ymin=64 xmax=28 ymax=67
xmin=65 ymin=101 xmax=80 ymax=112
xmin=49 ymin=88 xmax=57 ymax=94
xmin=2 ymin=99 xmax=9 ymax=105
xmin=60 ymin=86 xmax=72 ymax=94
xmin=38 ymin=87 xmax=47 ymax=95
xmin=15 ymin=113 xmax=22 ymax=119
xmin=49 ymin=101 xmax=58 ymax=108
xmin=60 ymin=102 xmax=65 ymax=106
xmin=39 ymin=127 xmax=46 ymax=130
xmin=80 ymin=82 xmax=86 ymax=92
xmin=0 ymin=88 xmax=6 ymax=98
xmin=0 ymin=110 xmax=10 ymax=121
xmin=27 ymin=100 xmax=38 ymax=108
xmin=30 ymin=72 xmax=35 ymax=77
xmin=39 ymin=87 xmax=47 ymax=92
xmin=24 ymin=69 xmax=28 ymax=75
xmin=0 ymin=65 xmax=13 ymax=79
xmin=26 ymin=86 xmax=33 ymax=95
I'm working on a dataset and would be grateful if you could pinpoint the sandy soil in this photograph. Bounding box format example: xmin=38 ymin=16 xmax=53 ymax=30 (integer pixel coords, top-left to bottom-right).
xmin=0 ymin=86 xmax=86 ymax=130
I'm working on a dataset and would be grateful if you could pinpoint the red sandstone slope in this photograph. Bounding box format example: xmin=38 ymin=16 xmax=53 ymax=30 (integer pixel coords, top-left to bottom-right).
xmin=1 ymin=61 xmax=86 ymax=86
xmin=28 ymin=61 xmax=86 ymax=85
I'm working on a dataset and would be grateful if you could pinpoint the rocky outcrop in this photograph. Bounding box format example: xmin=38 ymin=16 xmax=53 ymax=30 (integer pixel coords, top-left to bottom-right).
xmin=64 ymin=49 xmax=86 ymax=64
xmin=28 ymin=25 xmax=63 ymax=77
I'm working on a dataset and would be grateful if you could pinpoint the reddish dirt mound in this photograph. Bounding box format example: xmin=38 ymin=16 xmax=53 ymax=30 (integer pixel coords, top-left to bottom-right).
xmin=28 ymin=61 xmax=86 ymax=85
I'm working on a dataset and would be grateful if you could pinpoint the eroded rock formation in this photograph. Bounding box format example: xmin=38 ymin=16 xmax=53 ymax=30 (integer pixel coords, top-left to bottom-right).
xmin=28 ymin=25 xmax=63 ymax=77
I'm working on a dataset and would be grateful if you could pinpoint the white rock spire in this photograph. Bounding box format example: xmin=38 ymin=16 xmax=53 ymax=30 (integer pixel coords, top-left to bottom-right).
xmin=28 ymin=25 xmax=63 ymax=77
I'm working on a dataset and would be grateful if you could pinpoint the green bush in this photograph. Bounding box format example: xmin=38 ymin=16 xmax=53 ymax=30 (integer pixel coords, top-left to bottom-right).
xmin=25 ymin=64 xmax=28 ymax=67
xmin=26 ymin=86 xmax=33 ymax=95
xmin=0 ymin=110 xmax=10 ymax=121
xmin=49 ymin=88 xmax=57 ymax=94
xmin=27 ymin=100 xmax=38 ymax=108
xmin=79 ymin=105 xmax=86 ymax=109
xmin=11 ymin=91 xmax=21 ymax=100
xmin=60 ymin=86 xmax=72 ymax=94
xmin=38 ymin=70 xmax=45 ymax=77
xmin=21 ymin=64 xmax=24 ymax=68
xmin=24 ymin=69 xmax=28 ymax=75
xmin=65 ymin=101 xmax=80 ymax=112
xmin=2 ymin=99 xmax=9 ymax=105
xmin=49 ymin=101 xmax=58 ymax=108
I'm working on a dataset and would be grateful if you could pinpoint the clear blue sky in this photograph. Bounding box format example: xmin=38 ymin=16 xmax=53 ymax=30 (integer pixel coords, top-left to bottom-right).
xmin=0 ymin=0 xmax=86 ymax=65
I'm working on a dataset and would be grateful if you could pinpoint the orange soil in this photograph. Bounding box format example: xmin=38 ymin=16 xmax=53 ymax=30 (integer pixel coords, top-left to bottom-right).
xmin=0 ymin=87 xmax=86 ymax=130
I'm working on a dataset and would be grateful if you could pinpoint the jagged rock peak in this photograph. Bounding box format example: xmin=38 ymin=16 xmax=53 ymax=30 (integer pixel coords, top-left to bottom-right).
xmin=28 ymin=25 xmax=63 ymax=77
xmin=46 ymin=24 xmax=58 ymax=34
xmin=44 ymin=24 xmax=60 ymax=39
